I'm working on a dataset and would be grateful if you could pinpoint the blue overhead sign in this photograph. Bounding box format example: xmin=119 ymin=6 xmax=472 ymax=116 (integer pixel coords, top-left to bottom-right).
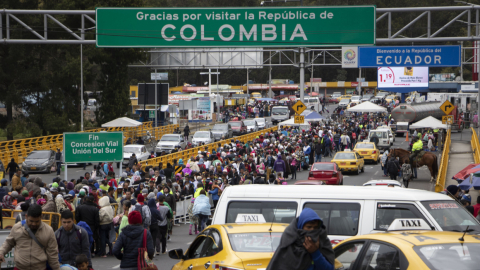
xmin=358 ymin=45 xmax=461 ymax=68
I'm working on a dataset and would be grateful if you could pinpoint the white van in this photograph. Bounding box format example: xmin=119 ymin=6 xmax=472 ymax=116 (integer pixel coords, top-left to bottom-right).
xmin=296 ymin=97 xmax=320 ymax=111
xmin=212 ymin=185 xmax=480 ymax=245
xmin=368 ymin=130 xmax=391 ymax=151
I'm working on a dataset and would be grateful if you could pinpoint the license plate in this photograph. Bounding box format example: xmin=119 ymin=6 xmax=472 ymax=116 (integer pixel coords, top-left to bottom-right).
xmin=30 ymin=167 xmax=36 ymax=170
xmin=361 ymin=151 xmax=367 ymax=154
xmin=340 ymin=162 xmax=346 ymax=165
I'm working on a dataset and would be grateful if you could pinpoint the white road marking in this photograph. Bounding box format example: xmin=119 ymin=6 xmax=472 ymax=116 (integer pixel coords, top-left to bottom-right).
xmin=112 ymin=264 xmax=120 ymax=269
xmin=343 ymin=176 xmax=350 ymax=178
xmin=374 ymin=171 xmax=379 ymax=175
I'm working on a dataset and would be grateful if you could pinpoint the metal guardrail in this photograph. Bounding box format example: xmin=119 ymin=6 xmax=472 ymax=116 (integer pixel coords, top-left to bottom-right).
xmin=435 ymin=129 xmax=451 ymax=193
xmin=139 ymin=126 xmax=278 ymax=171
xmin=0 ymin=122 xmax=178 ymax=168
xmin=471 ymin=128 xmax=480 ymax=164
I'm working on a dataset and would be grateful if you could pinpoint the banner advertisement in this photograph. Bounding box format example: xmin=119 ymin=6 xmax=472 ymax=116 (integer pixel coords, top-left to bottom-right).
xmin=377 ymin=67 xmax=429 ymax=88
xmin=191 ymin=97 xmax=212 ymax=121
xmin=342 ymin=46 xmax=358 ymax=68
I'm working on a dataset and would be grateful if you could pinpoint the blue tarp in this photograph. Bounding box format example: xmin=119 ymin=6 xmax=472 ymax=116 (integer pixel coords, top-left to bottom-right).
xmin=458 ymin=174 xmax=480 ymax=190
xmin=305 ymin=111 xmax=325 ymax=121
xmin=257 ymin=98 xmax=277 ymax=101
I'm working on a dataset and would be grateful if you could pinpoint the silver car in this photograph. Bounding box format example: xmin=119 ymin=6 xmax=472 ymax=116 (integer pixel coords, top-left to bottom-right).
xmin=243 ymin=119 xmax=259 ymax=132
xmin=254 ymin=118 xmax=270 ymax=129
xmin=123 ymin=144 xmax=149 ymax=167
xmin=211 ymin=124 xmax=233 ymax=141
xmin=192 ymin=131 xmax=214 ymax=146
xmin=155 ymin=134 xmax=185 ymax=154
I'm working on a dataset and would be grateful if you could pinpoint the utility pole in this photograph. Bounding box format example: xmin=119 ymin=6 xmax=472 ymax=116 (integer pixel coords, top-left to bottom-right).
xmin=299 ymin=47 xmax=305 ymax=103
xmin=80 ymin=44 xmax=84 ymax=131
xmin=154 ymin=68 xmax=158 ymax=127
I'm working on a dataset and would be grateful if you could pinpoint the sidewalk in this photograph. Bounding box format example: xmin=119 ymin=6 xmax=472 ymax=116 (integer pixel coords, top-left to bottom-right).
xmin=446 ymin=130 xmax=480 ymax=202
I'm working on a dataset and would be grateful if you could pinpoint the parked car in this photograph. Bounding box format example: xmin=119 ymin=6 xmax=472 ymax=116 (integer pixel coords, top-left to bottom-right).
xmin=192 ymin=131 xmax=214 ymax=146
xmin=294 ymin=180 xmax=326 ymax=185
xmin=229 ymin=121 xmax=247 ymax=135
xmin=308 ymin=162 xmax=343 ymax=185
xmin=254 ymin=118 xmax=270 ymax=129
xmin=338 ymin=99 xmax=350 ymax=109
xmin=243 ymin=119 xmax=259 ymax=132
xmin=211 ymin=124 xmax=233 ymax=141
xmin=155 ymin=134 xmax=185 ymax=154
xmin=361 ymin=94 xmax=374 ymax=102
xmin=21 ymin=150 xmax=55 ymax=174
xmin=123 ymin=144 xmax=149 ymax=167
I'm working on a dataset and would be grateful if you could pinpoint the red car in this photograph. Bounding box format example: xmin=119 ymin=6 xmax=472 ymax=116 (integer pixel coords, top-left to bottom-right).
xmin=308 ymin=162 xmax=343 ymax=185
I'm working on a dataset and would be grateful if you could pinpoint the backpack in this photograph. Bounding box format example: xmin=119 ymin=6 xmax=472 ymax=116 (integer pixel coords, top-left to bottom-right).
xmin=401 ymin=164 xmax=412 ymax=180
xmin=76 ymin=221 xmax=94 ymax=246
xmin=388 ymin=160 xmax=399 ymax=174
xmin=352 ymin=132 xmax=356 ymax=139
xmin=56 ymin=227 xmax=83 ymax=248
xmin=135 ymin=204 xmax=151 ymax=227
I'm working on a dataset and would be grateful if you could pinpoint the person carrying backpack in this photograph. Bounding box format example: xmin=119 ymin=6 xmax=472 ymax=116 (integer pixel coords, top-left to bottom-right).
xmin=401 ymin=163 xmax=413 ymax=188
xmin=55 ymin=210 xmax=92 ymax=268
xmin=387 ymin=157 xmax=400 ymax=180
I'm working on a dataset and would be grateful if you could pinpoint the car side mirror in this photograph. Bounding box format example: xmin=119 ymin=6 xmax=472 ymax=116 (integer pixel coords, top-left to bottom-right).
xmin=168 ymin=249 xmax=185 ymax=260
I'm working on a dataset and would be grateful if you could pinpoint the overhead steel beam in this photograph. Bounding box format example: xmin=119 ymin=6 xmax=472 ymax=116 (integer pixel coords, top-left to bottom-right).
xmin=0 ymin=6 xmax=479 ymax=44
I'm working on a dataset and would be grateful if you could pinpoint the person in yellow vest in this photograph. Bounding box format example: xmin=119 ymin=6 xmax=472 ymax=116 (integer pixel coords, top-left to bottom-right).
xmin=410 ymin=137 xmax=423 ymax=164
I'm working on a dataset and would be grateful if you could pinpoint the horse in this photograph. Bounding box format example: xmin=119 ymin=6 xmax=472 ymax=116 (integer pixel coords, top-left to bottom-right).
xmin=388 ymin=148 xmax=438 ymax=182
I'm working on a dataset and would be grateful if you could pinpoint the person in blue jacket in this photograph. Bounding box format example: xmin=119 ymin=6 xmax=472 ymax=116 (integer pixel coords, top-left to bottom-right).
xmin=208 ymin=181 xmax=220 ymax=208
xmin=266 ymin=208 xmax=335 ymax=270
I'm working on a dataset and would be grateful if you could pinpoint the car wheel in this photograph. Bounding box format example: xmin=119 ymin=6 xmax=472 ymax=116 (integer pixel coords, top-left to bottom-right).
xmin=355 ymin=166 xmax=360 ymax=175
xmin=361 ymin=164 xmax=365 ymax=173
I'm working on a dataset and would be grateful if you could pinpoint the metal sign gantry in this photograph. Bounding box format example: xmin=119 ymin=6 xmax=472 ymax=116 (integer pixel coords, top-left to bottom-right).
xmin=2 ymin=6 xmax=480 ymax=44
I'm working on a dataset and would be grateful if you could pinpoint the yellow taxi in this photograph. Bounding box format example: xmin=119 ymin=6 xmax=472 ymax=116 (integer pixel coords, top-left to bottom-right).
xmin=169 ymin=214 xmax=287 ymax=270
xmin=333 ymin=218 xmax=480 ymax=270
xmin=340 ymin=95 xmax=352 ymax=100
xmin=331 ymin=150 xmax=365 ymax=175
xmin=353 ymin=142 xmax=380 ymax=164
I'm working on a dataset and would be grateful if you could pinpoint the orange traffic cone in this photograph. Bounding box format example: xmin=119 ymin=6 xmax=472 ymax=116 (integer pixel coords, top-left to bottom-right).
xmin=405 ymin=131 xmax=409 ymax=142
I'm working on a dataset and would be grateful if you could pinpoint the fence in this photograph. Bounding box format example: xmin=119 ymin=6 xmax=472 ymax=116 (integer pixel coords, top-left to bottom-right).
xmin=139 ymin=126 xmax=278 ymax=170
xmin=1 ymin=209 xmax=61 ymax=230
xmin=435 ymin=129 xmax=451 ymax=193
xmin=471 ymin=128 xmax=480 ymax=164
xmin=0 ymin=122 xmax=178 ymax=168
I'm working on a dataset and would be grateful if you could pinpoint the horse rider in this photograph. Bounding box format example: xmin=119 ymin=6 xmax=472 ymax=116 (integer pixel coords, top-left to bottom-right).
xmin=410 ymin=137 xmax=423 ymax=164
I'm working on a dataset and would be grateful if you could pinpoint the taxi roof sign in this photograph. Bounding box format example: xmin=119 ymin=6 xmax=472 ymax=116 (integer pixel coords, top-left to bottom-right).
xmin=235 ymin=214 xmax=266 ymax=224
xmin=387 ymin=218 xmax=432 ymax=231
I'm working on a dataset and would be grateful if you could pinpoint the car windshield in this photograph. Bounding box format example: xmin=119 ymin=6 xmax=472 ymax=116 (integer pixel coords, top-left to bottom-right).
xmin=272 ymin=108 xmax=288 ymax=114
xmin=339 ymin=100 xmax=350 ymax=105
xmin=370 ymin=131 xmax=387 ymax=138
xmin=28 ymin=151 xmax=50 ymax=159
xmin=414 ymin=243 xmax=480 ymax=270
xmin=334 ymin=153 xmax=356 ymax=159
xmin=421 ymin=201 xmax=480 ymax=234
xmin=244 ymin=120 xmax=255 ymax=126
xmin=194 ymin=132 xmax=210 ymax=138
xmin=351 ymin=96 xmax=361 ymax=100
xmin=230 ymin=122 xmax=241 ymax=127
xmin=193 ymin=132 xmax=210 ymax=138
xmin=161 ymin=135 xmax=179 ymax=142
xmin=228 ymin=233 xmax=282 ymax=252
xmin=212 ymin=125 xmax=228 ymax=131
xmin=332 ymin=94 xmax=341 ymax=97
xmin=312 ymin=163 xmax=334 ymax=171
xmin=356 ymin=144 xmax=374 ymax=149
xmin=255 ymin=118 xmax=265 ymax=124
xmin=124 ymin=147 xmax=141 ymax=154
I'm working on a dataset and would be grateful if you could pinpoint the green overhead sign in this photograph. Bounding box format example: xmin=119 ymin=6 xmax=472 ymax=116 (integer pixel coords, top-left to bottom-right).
xmin=63 ymin=132 xmax=123 ymax=163
xmin=96 ymin=6 xmax=376 ymax=47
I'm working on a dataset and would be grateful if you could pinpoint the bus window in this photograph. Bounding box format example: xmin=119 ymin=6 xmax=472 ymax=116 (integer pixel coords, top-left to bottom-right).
xmin=450 ymin=97 xmax=455 ymax=104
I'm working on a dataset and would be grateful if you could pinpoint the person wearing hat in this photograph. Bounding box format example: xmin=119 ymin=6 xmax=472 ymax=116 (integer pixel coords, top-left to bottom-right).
xmin=11 ymin=169 xmax=22 ymax=191
xmin=113 ymin=211 xmax=154 ymax=268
